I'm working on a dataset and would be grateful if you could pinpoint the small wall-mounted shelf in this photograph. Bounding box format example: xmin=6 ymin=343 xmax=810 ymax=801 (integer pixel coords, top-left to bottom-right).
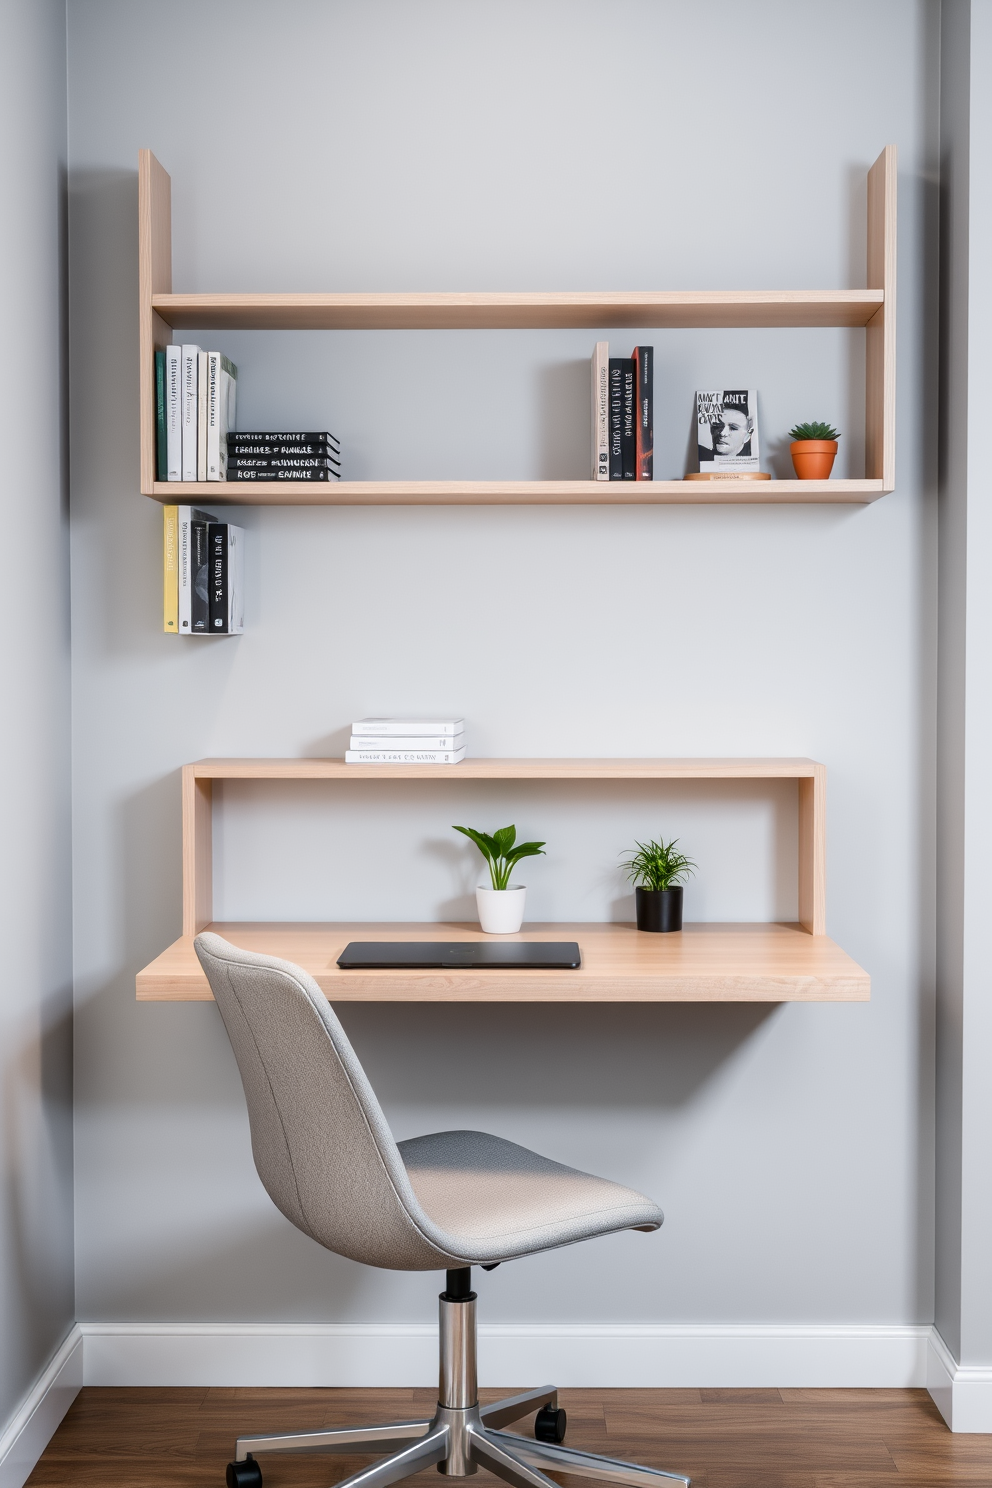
xmin=134 ymin=757 xmax=870 ymax=1003
xmin=138 ymin=148 xmax=896 ymax=507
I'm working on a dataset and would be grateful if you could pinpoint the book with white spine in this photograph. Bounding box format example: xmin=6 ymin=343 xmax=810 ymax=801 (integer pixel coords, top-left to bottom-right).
xmin=196 ymin=350 xmax=209 ymax=481
xmin=592 ymin=341 xmax=609 ymax=479
xmin=350 ymin=732 xmax=465 ymax=751
xmin=207 ymin=352 xmax=238 ymax=480
xmin=165 ymin=345 xmax=182 ymax=481
xmin=345 ymin=747 xmax=467 ymax=765
xmin=352 ymin=717 xmax=463 ymax=736
xmin=181 ymin=344 xmax=202 ymax=480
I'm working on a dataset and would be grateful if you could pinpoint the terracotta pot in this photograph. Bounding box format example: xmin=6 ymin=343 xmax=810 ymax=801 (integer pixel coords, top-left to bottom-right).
xmin=790 ymin=439 xmax=838 ymax=479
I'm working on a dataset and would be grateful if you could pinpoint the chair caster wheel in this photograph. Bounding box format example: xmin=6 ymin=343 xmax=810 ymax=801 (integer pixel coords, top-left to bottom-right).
xmin=226 ymin=1457 xmax=262 ymax=1488
xmin=535 ymin=1405 xmax=566 ymax=1443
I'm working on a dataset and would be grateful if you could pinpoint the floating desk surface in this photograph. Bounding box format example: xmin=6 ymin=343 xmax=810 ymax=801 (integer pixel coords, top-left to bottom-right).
xmin=136 ymin=922 xmax=870 ymax=1004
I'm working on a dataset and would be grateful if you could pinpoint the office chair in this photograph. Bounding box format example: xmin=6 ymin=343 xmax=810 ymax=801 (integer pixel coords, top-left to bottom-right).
xmin=194 ymin=932 xmax=690 ymax=1488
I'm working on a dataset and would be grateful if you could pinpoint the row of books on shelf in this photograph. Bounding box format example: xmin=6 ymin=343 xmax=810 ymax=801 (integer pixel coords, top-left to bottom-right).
xmin=345 ymin=718 xmax=465 ymax=764
xmin=163 ymin=506 xmax=244 ymax=635
xmin=154 ymin=346 xmax=341 ymax=482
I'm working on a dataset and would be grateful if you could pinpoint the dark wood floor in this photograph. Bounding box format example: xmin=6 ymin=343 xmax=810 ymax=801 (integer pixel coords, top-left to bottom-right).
xmin=27 ymin=1386 xmax=992 ymax=1488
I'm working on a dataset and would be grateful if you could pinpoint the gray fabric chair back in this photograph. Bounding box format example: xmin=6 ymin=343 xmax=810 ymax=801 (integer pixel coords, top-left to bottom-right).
xmin=194 ymin=931 xmax=461 ymax=1270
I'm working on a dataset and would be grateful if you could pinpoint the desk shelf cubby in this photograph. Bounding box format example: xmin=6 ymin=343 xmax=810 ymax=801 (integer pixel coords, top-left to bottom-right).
xmin=135 ymin=757 xmax=869 ymax=1004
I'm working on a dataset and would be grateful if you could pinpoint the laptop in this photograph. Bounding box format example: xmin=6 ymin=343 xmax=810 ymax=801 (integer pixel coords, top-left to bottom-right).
xmin=336 ymin=941 xmax=581 ymax=970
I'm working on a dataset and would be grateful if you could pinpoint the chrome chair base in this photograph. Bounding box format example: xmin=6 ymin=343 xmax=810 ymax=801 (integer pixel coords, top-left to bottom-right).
xmin=227 ymin=1276 xmax=691 ymax=1488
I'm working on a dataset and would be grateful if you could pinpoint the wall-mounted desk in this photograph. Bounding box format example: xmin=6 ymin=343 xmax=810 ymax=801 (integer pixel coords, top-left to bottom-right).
xmin=135 ymin=758 xmax=870 ymax=1004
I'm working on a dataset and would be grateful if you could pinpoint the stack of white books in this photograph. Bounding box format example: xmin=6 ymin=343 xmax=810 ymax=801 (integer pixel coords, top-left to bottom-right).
xmin=345 ymin=718 xmax=466 ymax=764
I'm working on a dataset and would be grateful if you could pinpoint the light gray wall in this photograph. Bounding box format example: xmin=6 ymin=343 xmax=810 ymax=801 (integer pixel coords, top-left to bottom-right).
xmin=0 ymin=0 xmax=75 ymax=1436
xmin=936 ymin=0 xmax=992 ymax=1368
xmin=68 ymin=0 xmax=940 ymax=1329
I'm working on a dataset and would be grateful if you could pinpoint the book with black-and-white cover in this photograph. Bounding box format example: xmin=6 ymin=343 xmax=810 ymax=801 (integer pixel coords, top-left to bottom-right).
xmin=177 ymin=506 xmax=217 ymax=634
xmin=228 ymin=443 xmax=341 ymax=465
xmin=696 ymin=389 xmax=760 ymax=472
xmin=206 ymin=353 xmax=238 ymax=480
xmin=350 ymin=732 xmax=465 ymax=751
xmin=608 ymin=358 xmax=625 ymax=480
xmin=621 ymin=360 xmax=636 ymax=478
xmin=228 ymin=465 xmax=336 ymax=481
xmin=591 ymin=341 xmax=609 ymax=480
xmin=207 ymin=522 xmax=244 ymax=634
xmin=181 ymin=344 xmax=202 ymax=480
xmin=197 ymin=350 xmax=209 ymax=481
xmin=353 ymin=717 xmax=464 ymax=737
xmin=229 ymin=431 xmax=340 ymax=451
xmin=633 ymin=346 xmax=653 ymax=480
xmin=345 ymin=747 xmax=467 ymax=765
xmin=166 ymin=345 xmax=182 ymax=481
xmin=227 ymin=455 xmax=338 ymax=472
xmin=190 ymin=514 xmax=212 ymax=634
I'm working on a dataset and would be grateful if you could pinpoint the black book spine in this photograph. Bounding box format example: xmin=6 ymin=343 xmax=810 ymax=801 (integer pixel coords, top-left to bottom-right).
xmin=227 ymin=444 xmax=341 ymax=460
xmin=228 ymin=432 xmax=340 ymax=449
xmin=621 ymin=359 xmax=636 ymax=478
xmin=227 ymin=455 xmax=337 ymax=471
xmin=208 ymin=523 xmax=228 ymax=633
xmin=608 ymin=359 xmax=624 ymax=480
xmin=190 ymin=517 xmax=210 ymax=634
xmin=228 ymin=466 xmax=333 ymax=481
xmin=634 ymin=345 xmax=653 ymax=480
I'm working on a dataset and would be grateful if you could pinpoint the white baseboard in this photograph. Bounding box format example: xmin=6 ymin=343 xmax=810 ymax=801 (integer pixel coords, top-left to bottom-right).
xmin=927 ymin=1328 xmax=992 ymax=1432
xmin=80 ymin=1320 xmax=930 ymax=1390
xmin=0 ymin=1327 xmax=83 ymax=1488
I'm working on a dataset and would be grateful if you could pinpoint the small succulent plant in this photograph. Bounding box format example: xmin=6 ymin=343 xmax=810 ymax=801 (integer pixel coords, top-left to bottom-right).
xmin=788 ymin=421 xmax=840 ymax=442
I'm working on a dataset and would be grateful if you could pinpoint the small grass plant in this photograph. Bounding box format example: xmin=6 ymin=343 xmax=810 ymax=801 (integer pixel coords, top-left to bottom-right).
xmin=452 ymin=823 xmax=546 ymax=890
xmin=621 ymin=837 xmax=696 ymax=893
xmin=788 ymin=420 xmax=840 ymax=442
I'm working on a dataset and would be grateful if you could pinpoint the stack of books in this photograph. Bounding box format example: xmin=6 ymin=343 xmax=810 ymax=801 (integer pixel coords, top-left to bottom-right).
xmin=163 ymin=505 xmax=244 ymax=635
xmin=345 ymin=718 xmax=466 ymax=764
xmin=591 ymin=342 xmax=653 ymax=480
xmin=227 ymin=431 xmax=341 ymax=482
xmin=156 ymin=346 xmax=238 ymax=481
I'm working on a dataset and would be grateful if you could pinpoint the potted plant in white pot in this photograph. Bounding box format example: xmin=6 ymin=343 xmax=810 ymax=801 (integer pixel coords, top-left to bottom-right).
xmin=452 ymin=822 xmax=546 ymax=934
xmin=621 ymin=837 xmax=695 ymax=932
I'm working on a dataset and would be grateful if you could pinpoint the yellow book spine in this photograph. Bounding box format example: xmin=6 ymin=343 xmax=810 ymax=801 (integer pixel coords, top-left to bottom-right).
xmin=163 ymin=505 xmax=179 ymax=633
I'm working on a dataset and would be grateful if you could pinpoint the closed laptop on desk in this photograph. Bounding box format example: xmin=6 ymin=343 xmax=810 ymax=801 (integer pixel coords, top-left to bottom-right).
xmin=337 ymin=942 xmax=581 ymax=970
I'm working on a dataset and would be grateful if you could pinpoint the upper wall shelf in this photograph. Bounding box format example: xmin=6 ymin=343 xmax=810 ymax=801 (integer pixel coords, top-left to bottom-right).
xmin=138 ymin=147 xmax=897 ymax=506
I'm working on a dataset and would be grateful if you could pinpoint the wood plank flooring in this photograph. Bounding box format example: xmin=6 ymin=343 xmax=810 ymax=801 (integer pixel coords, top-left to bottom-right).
xmin=27 ymin=1386 xmax=992 ymax=1488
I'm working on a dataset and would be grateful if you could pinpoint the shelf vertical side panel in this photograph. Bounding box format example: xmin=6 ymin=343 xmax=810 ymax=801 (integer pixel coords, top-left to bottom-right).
xmin=182 ymin=766 xmax=213 ymax=935
xmin=139 ymin=150 xmax=173 ymax=496
xmin=798 ymin=765 xmax=827 ymax=935
xmin=865 ymin=144 xmax=897 ymax=490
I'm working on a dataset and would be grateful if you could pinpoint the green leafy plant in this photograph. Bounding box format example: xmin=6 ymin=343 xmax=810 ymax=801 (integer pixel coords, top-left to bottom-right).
xmin=620 ymin=837 xmax=696 ymax=893
xmin=452 ymin=823 xmax=546 ymax=891
xmin=788 ymin=420 xmax=840 ymax=442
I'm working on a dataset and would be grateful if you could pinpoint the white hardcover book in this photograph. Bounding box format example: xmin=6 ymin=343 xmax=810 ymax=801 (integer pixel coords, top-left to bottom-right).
xmin=352 ymin=717 xmax=464 ymax=736
xmin=592 ymin=341 xmax=609 ymax=479
xmin=350 ymin=732 xmax=465 ymax=751
xmin=181 ymin=344 xmax=202 ymax=480
xmin=207 ymin=353 xmax=239 ymax=480
xmin=196 ymin=351 xmax=209 ymax=480
xmin=227 ymin=522 xmax=245 ymax=634
xmin=345 ymin=747 xmax=467 ymax=765
xmin=165 ymin=345 xmax=183 ymax=481
xmin=178 ymin=505 xmax=217 ymax=634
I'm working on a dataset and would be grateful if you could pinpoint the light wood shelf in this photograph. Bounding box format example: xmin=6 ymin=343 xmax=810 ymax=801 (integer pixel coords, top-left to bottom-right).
xmin=137 ymin=921 xmax=870 ymax=1003
xmin=134 ymin=756 xmax=873 ymax=1002
xmin=138 ymin=148 xmax=897 ymax=505
xmin=148 ymin=477 xmax=886 ymax=507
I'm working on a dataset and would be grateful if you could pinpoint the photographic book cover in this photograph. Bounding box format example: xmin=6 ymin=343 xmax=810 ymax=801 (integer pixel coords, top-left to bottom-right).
xmin=696 ymin=390 xmax=759 ymax=472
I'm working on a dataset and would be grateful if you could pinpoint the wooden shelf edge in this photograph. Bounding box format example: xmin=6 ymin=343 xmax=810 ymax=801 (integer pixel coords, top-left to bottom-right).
xmin=136 ymin=922 xmax=871 ymax=1004
xmin=148 ymin=478 xmax=885 ymax=507
xmin=150 ymin=287 xmax=884 ymax=332
xmin=185 ymin=756 xmax=821 ymax=780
